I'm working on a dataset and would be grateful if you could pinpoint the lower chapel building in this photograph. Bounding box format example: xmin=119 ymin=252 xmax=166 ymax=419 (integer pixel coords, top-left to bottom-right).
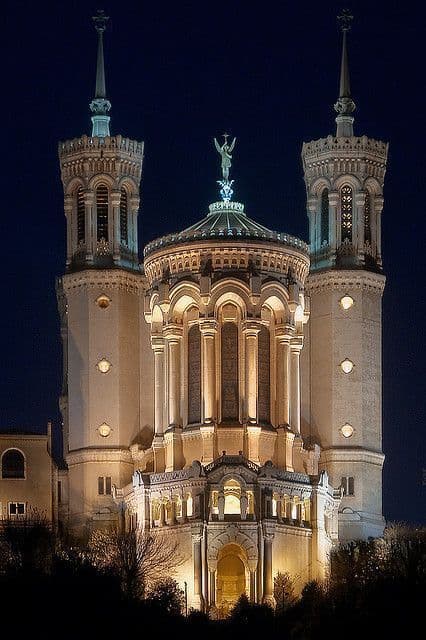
xmin=0 ymin=14 xmax=389 ymax=610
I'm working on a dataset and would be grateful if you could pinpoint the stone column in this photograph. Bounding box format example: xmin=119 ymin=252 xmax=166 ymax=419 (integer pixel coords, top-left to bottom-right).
xmin=307 ymin=197 xmax=317 ymax=252
xmin=209 ymin=569 xmax=216 ymax=607
xmin=181 ymin=495 xmax=188 ymax=522
xmin=375 ymin=195 xmax=384 ymax=265
xmin=328 ymin=190 xmax=339 ymax=260
xmin=130 ymin=196 xmax=140 ymax=256
xmin=152 ymin=336 xmax=166 ymax=471
xmin=275 ymin=326 xmax=292 ymax=426
xmin=111 ymin=189 xmax=121 ymax=263
xmin=249 ymin=570 xmax=256 ymax=603
xmin=240 ymin=492 xmax=248 ymax=520
xmin=64 ymin=195 xmax=73 ymax=266
xmin=262 ymin=533 xmax=274 ymax=605
xmin=290 ymin=338 xmax=303 ymax=434
xmin=192 ymin=529 xmax=204 ymax=610
xmin=355 ymin=191 xmax=366 ymax=260
xmin=218 ymin=491 xmax=225 ymax=521
xmin=83 ymin=191 xmax=94 ymax=263
xmin=164 ymin=326 xmax=182 ymax=428
xmin=200 ymin=320 xmax=217 ymax=423
xmin=243 ymin=320 xmax=261 ymax=422
xmin=152 ymin=336 xmax=166 ymax=435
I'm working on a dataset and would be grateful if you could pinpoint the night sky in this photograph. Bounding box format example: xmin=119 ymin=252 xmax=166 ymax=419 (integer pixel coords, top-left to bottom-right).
xmin=1 ymin=0 xmax=425 ymax=525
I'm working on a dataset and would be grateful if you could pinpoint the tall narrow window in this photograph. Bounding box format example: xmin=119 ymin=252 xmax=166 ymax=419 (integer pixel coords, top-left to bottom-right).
xmin=258 ymin=325 xmax=270 ymax=423
xmin=320 ymin=188 xmax=329 ymax=245
xmin=341 ymin=476 xmax=355 ymax=496
xmin=221 ymin=323 xmax=239 ymax=421
xmin=77 ymin=187 xmax=85 ymax=243
xmin=341 ymin=185 xmax=353 ymax=242
xmin=120 ymin=187 xmax=128 ymax=245
xmin=188 ymin=325 xmax=201 ymax=424
xmin=364 ymin=191 xmax=371 ymax=243
xmin=96 ymin=184 xmax=109 ymax=241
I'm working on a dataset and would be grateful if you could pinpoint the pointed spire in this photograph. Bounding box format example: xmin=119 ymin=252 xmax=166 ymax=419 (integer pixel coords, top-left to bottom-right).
xmin=334 ymin=10 xmax=356 ymax=137
xmin=89 ymin=10 xmax=111 ymax=138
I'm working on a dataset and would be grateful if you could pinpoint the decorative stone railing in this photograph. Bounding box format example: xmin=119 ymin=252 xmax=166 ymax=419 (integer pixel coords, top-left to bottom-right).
xmin=58 ymin=134 xmax=144 ymax=157
xmin=144 ymin=226 xmax=309 ymax=258
xmin=302 ymin=135 xmax=388 ymax=162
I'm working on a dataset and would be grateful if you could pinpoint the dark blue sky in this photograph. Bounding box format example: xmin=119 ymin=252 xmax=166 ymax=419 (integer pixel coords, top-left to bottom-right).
xmin=1 ymin=0 xmax=424 ymax=524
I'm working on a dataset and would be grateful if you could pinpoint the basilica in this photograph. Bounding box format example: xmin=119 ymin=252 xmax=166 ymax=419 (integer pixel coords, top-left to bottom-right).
xmin=0 ymin=11 xmax=388 ymax=611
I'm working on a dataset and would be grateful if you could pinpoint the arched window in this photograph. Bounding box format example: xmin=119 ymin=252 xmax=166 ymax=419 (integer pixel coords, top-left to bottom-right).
xmin=120 ymin=187 xmax=128 ymax=245
xmin=364 ymin=191 xmax=372 ymax=243
xmin=2 ymin=449 xmax=25 ymax=479
xmin=188 ymin=324 xmax=201 ymax=424
xmin=221 ymin=323 xmax=239 ymax=421
xmin=77 ymin=187 xmax=85 ymax=243
xmin=258 ymin=325 xmax=270 ymax=423
xmin=341 ymin=185 xmax=353 ymax=242
xmin=320 ymin=188 xmax=329 ymax=245
xmin=224 ymin=479 xmax=241 ymax=515
xmin=96 ymin=184 xmax=109 ymax=241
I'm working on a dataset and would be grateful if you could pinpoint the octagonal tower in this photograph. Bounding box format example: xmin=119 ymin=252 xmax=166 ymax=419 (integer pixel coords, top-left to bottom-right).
xmin=301 ymin=12 xmax=388 ymax=540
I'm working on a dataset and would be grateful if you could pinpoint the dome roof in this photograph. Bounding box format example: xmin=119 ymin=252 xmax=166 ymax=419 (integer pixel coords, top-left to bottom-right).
xmin=144 ymin=201 xmax=308 ymax=258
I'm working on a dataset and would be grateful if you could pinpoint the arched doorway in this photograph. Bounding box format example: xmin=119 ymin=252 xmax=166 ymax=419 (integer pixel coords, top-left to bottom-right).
xmin=216 ymin=543 xmax=248 ymax=614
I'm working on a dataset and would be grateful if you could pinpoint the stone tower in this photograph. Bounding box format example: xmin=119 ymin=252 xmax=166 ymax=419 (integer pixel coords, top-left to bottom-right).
xmin=301 ymin=12 xmax=388 ymax=540
xmin=56 ymin=12 xmax=148 ymax=533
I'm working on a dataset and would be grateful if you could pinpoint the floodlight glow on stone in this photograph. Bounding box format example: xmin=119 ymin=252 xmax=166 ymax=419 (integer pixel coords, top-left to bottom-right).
xmin=340 ymin=358 xmax=354 ymax=374
xmin=97 ymin=358 xmax=112 ymax=373
xmin=340 ymin=423 xmax=354 ymax=438
xmin=98 ymin=422 xmax=112 ymax=437
xmin=96 ymin=294 xmax=111 ymax=309
xmin=340 ymin=295 xmax=354 ymax=310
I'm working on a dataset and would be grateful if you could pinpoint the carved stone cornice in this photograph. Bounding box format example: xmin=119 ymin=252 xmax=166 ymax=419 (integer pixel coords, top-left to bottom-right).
xmin=143 ymin=242 xmax=309 ymax=289
xmin=306 ymin=270 xmax=386 ymax=295
xmin=320 ymin=447 xmax=385 ymax=468
xmin=66 ymin=447 xmax=133 ymax=466
xmin=61 ymin=269 xmax=147 ymax=295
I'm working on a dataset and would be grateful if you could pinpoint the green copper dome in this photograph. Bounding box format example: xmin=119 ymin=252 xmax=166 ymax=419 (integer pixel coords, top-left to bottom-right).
xmin=143 ymin=201 xmax=308 ymax=258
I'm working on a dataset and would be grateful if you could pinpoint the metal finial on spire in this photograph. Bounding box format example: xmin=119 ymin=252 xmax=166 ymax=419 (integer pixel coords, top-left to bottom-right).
xmin=334 ymin=9 xmax=356 ymax=137
xmin=89 ymin=10 xmax=111 ymax=137
xmin=214 ymin=134 xmax=236 ymax=202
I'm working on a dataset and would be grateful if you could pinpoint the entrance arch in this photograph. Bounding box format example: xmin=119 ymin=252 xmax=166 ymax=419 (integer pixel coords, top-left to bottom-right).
xmin=216 ymin=543 xmax=248 ymax=613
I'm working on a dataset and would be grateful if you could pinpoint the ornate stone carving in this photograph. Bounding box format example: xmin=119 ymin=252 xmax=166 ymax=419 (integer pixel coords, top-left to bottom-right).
xmin=221 ymin=323 xmax=239 ymax=421
xmin=188 ymin=325 xmax=201 ymax=424
xmin=258 ymin=325 xmax=270 ymax=423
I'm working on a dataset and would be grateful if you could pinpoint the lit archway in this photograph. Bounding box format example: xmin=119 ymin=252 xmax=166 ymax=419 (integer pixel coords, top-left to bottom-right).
xmin=216 ymin=543 xmax=248 ymax=613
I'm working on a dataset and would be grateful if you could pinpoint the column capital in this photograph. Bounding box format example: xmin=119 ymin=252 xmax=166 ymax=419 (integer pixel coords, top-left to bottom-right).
xmin=290 ymin=336 xmax=304 ymax=351
xmin=163 ymin=324 xmax=183 ymax=340
xmin=110 ymin=189 xmax=121 ymax=205
xmin=374 ymin=195 xmax=384 ymax=213
xmin=199 ymin=319 xmax=218 ymax=335
xmin=328 ymin=190 xmax=339 ymax=205
xmin=242 ymin=319 xmax=262 ymax=335
xmin=83 ymin=191 xmax=95 ymax=205
xmin=130 ymin=196 xmax=140 ymax=210
xmin=354 ymin=191 xmax=366 ymax=206
xmin=307 ymin=196 xmax=317 ymax=213
xmin=64 ymin=195 xmax=73 ymax=214
xmin=151 ymin=335 xmax=165 ymax=351
xmin=275 ymin=324 xmax=294 ymax=340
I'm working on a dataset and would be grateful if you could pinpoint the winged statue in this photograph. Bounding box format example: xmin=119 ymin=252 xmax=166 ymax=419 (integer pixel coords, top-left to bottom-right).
xmin=214 ymin=134 xmax=236 ymax=181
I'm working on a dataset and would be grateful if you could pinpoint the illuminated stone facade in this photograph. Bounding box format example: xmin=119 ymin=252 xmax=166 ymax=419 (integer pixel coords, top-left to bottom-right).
xmin=0 ymin=14 xmax=388 ymax=612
